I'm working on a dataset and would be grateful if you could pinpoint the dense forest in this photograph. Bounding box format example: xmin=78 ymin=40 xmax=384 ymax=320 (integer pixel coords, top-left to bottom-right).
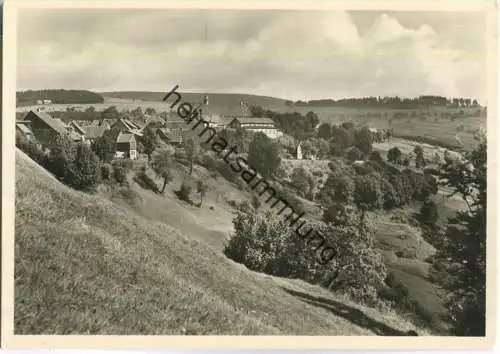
xmin=295 ymin=95 xmax=480 ymax=109
xmin=16 ymin=89 xmax=104 ymax=105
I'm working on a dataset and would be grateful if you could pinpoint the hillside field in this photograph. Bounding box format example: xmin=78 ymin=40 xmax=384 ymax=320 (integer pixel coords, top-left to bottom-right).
xmin=15 ymin=148 xmax=429 ymax=335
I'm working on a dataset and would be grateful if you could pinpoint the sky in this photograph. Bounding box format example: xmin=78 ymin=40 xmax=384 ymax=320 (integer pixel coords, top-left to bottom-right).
xmin=16 ymin=9 xmax=488 ymax=102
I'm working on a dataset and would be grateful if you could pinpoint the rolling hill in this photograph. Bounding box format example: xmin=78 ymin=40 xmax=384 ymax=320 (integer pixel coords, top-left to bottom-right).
xmin=14 ymin=148 xmax=426 ymax=335
xmin=99 ymin=91 xmax=296 ymax=116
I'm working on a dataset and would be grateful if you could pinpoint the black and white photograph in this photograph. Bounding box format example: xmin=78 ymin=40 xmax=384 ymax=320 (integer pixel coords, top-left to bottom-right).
xmin=2 ymin=0 xmax=496 ymax=349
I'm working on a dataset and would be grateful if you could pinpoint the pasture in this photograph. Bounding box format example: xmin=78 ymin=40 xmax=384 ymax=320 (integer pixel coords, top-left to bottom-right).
xmin=15 ymin=148 xmax=427 ymax=335
xmin=293 ymin=105 xmax=485 ymax=151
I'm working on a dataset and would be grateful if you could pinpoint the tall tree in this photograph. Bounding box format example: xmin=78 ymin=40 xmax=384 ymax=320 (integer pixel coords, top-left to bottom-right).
xmin=184 ymin=138 xmax=198 ymax=176
xmin=317 ymin=123 xmax=332 ymax=140
xmin=414 ymin=145 xmax=426 ymax=168
xmin=354 ymin=173 xmax=384 ymax=226
xmin=436 ymin=136 xmax=486 ymax=335
xmin=354 ymin=127 xmax=373 ymax=156
xmin=139 ymin=126 xmax=157 ymax=161
xmin=102 ymin=106 xmax=120 ymax=120
xmin=151 ymin=146 xmax=175 ymax=193
xmin=247 ymin=132 xmax=281 ymax=179
xmin=69 ymin=143 xmax=102 ymax=192
xmin=290 ymin=166 xmax=315 ymax=200
xmin=196 ymin=179 xmax=208 ymax=207
xmin=91 ymin=134 xmax=117 ymax=163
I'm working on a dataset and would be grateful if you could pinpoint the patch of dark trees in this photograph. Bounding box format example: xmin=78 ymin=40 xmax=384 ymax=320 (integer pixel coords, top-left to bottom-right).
xmin=16 ymin=89 xmax=105 ymax=105
xmin=294 ymin=95 xmax=480 ymax=109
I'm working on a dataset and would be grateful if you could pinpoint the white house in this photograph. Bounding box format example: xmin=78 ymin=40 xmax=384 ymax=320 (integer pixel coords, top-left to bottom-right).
xmin=228 ymin=117 xmax=283 ymax=139
xmin=296 ymin=143 xmax=303 ymax=160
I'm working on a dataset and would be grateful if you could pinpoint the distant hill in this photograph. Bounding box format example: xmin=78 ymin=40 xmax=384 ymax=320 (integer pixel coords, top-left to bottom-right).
xmin=17 ymin=89 xmax=105 ymax=106
xmin=100 ymin=91 xmax=296 ymax=116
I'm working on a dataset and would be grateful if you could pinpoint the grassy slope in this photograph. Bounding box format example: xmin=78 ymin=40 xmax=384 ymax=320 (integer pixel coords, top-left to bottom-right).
xmin=100 ymin=92 xmax=295 ymax=117
xmin=15 ymin=149 xmax=426 ymax=335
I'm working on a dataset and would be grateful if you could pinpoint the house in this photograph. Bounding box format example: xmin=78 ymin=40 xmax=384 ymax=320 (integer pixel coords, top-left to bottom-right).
xmin=158 ymin=128 xmax=184 ymax=145
xmin=115 ymin=133 xmax=138 ymax=160
xmin=227 ymin=117 xmax=283 ymax=139
xmin=16 ymin=122 xmax=34 ymax=141
xmin=110 ymin=118 xmax=143 ymax=137
xmin=21 ymin=110 xmax=84 ymax=148
xmin=68 ymin=121 xmax=87 ymax=135
xmin=296 ymin=143 xmax=303 ymax=160
xmin=83 ymin=125 xmax=109 ymax=144
xmin=205 ymin=114 xmax=226 ymax=128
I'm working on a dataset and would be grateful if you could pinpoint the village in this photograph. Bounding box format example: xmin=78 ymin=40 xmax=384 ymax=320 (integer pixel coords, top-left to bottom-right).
xmin=15 ymin=102 xmax=393 ymax=165
xmin=10 ymin=5 xmax=488 ymax=341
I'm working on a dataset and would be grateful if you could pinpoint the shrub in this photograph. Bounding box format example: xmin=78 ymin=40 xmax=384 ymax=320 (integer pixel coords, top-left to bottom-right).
xmin=419 ymin=198 xmax=439 ymax=231
xmin=100 ymin=163 xmax=112 ymax=181
xmin=345 ymin=146 xmax=364 ymax=163
xmin=225 ymin=205 xmax=387 ymax=305
xmin=369 ymin=151 xmax=383 ymax=163
xmin=67 ymin=143 xmax=102 ymax=192
xmin=387 ymin=147 xmax=402 ymax=164
xmin=112 ymin=163 xmax=128 ymax=186
xmin=134 ymin=167 xmax=159 ymax=193
xmin=251 ymin=195 xmax=261 ymax=210
xmin=177 ymin=178 xmax=194 ymax=203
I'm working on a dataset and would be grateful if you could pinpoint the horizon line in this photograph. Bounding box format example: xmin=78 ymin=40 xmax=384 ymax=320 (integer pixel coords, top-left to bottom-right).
xmin=15 ymin=88 xmax=485 ymax=104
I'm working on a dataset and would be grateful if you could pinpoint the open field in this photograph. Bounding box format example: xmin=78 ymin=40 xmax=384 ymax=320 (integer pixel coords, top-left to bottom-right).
xmin=294 ymin=105 xmax=485 ymax=151
xmin=16 ymin=93 xmax=295 ymax=117
xmin=15 ymin=148 xmax=429 ymax=335
xmin=16 ymin=92 xmax=485 ymax=151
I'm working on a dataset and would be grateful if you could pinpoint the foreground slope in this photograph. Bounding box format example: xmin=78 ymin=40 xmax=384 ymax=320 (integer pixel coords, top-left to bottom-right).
xmin=15 ymin=149 xmax=423 ymax=335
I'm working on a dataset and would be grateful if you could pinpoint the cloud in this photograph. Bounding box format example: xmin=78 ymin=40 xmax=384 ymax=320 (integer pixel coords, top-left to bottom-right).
xmin=16 ymin=9 xmax=487 ymax=101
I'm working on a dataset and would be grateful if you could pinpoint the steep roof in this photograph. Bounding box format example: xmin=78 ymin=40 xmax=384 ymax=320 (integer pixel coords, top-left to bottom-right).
xmin=27 ymin=110 xmax=68 ymax=135
xmin=84 ymin=126 xmax=108 ymax=139
xmin=231 ymin=117 xmax=275 ymax=126
xmin=69 ymin=121 xmax=86 ymax=135
xmin=116 ymin=132 xmax=135 ymax=144
xmin=111 ymin=118 xmax=143 ymax=136
xmin=162 ymin=128 xmax=183 ymax=144
xmin=16 ymin=123 xmax=33 ymax=135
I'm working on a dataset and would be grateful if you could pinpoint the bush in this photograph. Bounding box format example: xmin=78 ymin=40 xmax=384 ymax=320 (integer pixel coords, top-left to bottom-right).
xmin=16 ymin=135 xmax=48 ymax=167
xmin=100 ymin=163 xmax=112 ymax=181
xmin=67 ymin=143 xmax=102 ymax=192
xmin=345 ymin=146 xmax=364 ymax=163
xmin=419 ymin=198 xmax=439 ymax=231
xmin=134 ymin=167 xmax=159 ymax=193
xmin=177 ymin=178 xmax=194 ymax=203
xmin=112 ymin=164 xmax=128 ymax=186
xmin=225 ymin=206 xmax=387 ymax=305
xmin=251 ymin=195 xmax=261 ymax=210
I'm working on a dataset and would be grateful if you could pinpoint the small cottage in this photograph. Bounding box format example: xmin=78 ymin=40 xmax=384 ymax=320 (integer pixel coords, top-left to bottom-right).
xmin=16 ymin=122 xmax=34 ymax=141
xmin=296 ymin=143 xmax=303 ymax=160
xmin=115 ymin=133 xmax=138 ymax=160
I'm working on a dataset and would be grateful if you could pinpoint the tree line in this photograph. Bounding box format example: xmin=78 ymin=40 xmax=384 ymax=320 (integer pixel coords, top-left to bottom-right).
xmin=295 ymin=95 xmax=480 ymax=109
xmin=16 ymin=89 xmax=105 ymax=105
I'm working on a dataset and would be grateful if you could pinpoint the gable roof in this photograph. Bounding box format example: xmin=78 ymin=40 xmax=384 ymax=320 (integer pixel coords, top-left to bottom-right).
xmin=111 ymin=118 xmax=144 ymax=136
xmin=121 ymin=118 xmax=141 ymax=130
xmin=26 ymin=110 xmax=69 ymax=136
xmin=160 ymin=128 xmax=183 ymax=144
xmin=84 ymin=125 xmax=108 ymax=139
xmin=16 ymin=123 xmax=33 ymax=135
xmin=231 ymin=117 xmax=275 ymax=126
xmin=69 ymin=121 xmax=86 ymax=135
xmin=116 ymin=132 xmax=135 ymax=144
